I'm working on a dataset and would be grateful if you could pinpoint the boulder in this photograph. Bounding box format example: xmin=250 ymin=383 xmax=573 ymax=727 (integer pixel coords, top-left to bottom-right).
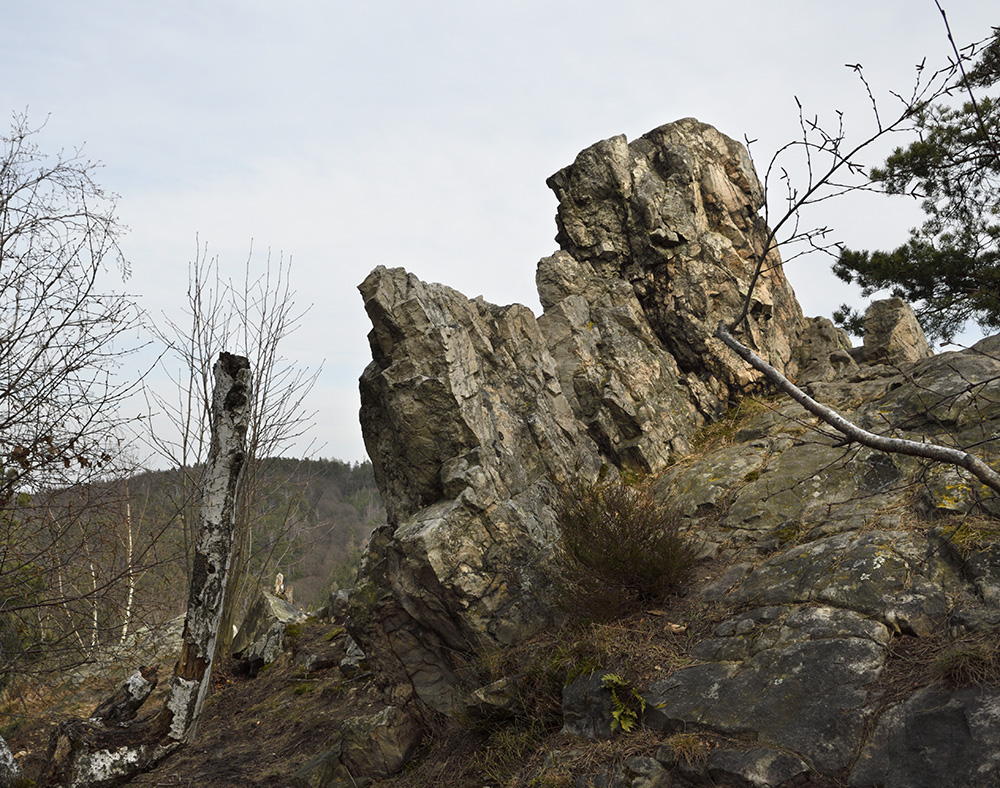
xmin=788 ymin=315 xmax=859 ymax=385
xmin=644 ymin=606 xmax=888 ymax=774
xmin=859 ymin=296 xmax=933 ymax=365
xmin=561 ymin=672 xmax=614 ymax=738
xmin=339 ymin=705 xmax=424 ymax=780
xmin=338 ymin=635 xmax=368 ymax=679
xmin=291 ymin=705 xmax=424 ymax=788
xmin=232 ymin=590 xmax=307 ymax=673
xmin=463 ymin=676 xmax=524 ymax=721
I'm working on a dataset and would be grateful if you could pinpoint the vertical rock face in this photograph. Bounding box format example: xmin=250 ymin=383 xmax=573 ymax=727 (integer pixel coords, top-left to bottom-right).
xmin=351 ymin=118 xmax=806 ymax=713
xmin=545 ymin=118 xmax=803 ymax=416
xmin=354 ymin=267 xmax=604 ymax=711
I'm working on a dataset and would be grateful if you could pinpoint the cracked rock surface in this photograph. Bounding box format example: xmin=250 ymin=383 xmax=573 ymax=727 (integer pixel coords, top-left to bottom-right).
xmin=351 ymin=117 xmax=1000 ymax=786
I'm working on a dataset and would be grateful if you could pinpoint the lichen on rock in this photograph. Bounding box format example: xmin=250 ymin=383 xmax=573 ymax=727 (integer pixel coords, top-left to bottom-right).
xmin=350 ymin=116 xmax=1000 ymax=785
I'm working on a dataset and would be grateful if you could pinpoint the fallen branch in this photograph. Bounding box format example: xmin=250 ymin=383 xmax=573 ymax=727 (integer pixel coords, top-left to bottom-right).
xmin=714 ymin=323 xmax=1000 ymax=494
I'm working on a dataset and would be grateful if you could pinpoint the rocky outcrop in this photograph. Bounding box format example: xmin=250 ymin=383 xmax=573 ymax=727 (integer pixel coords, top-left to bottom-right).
xmin=351 ymin=119 xmax=806 ymax=715
xmin=291 ymin=705 xmax=424 ymax=788
xmin=856 ymin=295 xmax=934 ymax=365
xmin=351 ymin=116 xmax=1000 ymax=786
xmin=353 ymin=268 xmax=605 ymax=711
xmin=637 ymin=332 xmax=1000 ymax=785
xmin=546 ymin=118 xmax=803 ymax=414
xmin=232 ymin=590 xmax=308 ymax=675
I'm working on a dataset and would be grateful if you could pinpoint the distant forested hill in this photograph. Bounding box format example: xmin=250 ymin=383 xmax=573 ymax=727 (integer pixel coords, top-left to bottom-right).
xmin=107 ymin=457 xmax=384 ymax=619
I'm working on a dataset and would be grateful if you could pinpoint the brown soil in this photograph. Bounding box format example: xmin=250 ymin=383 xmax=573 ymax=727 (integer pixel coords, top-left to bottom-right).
xmin=5 ymin=617 xmax=389 ymax=787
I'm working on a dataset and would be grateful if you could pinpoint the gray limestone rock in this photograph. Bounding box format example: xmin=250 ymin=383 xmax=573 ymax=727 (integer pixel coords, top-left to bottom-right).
xmin=734 ymin=531 xmax=960 ymax=636
xmin=645 ymin=606 xmax=888 ymax=774
xmin=352 ymin=266 xmax=604 ymax=712
xmin=352 ymin=118 xmax=808 ymax=719
xmin=349 ymin=115 xmax=1000 ymax=786
xmin=561 ymin=672 xmax=614 ymax=738
xmin=789 ymin=315 xmax=859 ymax=385
xmin=291 ymin=705 xmax=423 ymax=788
xmin=546 ymin=118 xmax=804 ymax=422
xmin=339 ymin=635 xmax=368 ymax=679
xmin=537 ymin=250 xmax=696 ymax=470
xmin=860 ymin=297 xmax=933 ymax=365
xmin=705 ymin=747 xmax=811 ymax=788
xmin=339 ymin=705 xmax=424 ymax=780
xmin=463 ymin=676 xmax=524 ymax=721
xmin=232 ymin=590 xmax=307 ymax=671
xmin=850 ymin=687 xmax=1000 ymax=788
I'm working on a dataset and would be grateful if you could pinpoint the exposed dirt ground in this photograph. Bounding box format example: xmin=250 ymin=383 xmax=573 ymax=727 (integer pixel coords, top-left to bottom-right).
xmin=3 ymin=544 xmax=981 ymax=788
xmin=5 ymin=617 xmax=388 ymax=787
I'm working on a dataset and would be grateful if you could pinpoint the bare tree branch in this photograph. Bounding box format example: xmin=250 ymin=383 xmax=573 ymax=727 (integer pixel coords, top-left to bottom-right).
xmin=715 ymin=323 xmax=1000 ymax=494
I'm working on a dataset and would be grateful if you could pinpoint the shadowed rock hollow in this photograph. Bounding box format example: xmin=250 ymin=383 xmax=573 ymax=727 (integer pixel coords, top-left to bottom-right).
xmin=349 ymin=118 xmax=1000 ymax=787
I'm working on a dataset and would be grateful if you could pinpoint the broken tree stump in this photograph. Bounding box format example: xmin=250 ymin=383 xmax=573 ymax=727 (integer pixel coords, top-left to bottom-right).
xmin=89 ymin=665 xmax=159 ymax=727
xmin=42 ymin=353 xmax=251 ymax=788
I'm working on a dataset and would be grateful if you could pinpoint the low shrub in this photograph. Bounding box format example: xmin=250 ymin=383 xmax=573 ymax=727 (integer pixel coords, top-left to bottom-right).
xmin=556 ymin=475 xmax=697 ymax=620
xmin=664 ymin=731 xmax=710 ymax=766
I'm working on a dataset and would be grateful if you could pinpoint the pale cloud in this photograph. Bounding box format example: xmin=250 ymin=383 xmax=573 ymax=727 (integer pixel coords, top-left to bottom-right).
xmin=4 ymin=1 xmax=995 ymax=461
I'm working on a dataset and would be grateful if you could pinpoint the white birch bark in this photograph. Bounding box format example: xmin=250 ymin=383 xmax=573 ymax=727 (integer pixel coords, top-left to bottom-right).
xmin=0 ymin=733 xmax=22 ymax=788
xmin=162 ymin=352 xmax=252 ymax=742
xmin=43 ymin=353 xmax=251 ymax=788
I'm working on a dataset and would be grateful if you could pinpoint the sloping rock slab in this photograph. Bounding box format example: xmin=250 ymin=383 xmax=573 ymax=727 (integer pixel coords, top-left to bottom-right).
xmin=850 ymin=686 xmax=1000 ymax=788
xmin=734 ymin=531 xmax=962 ymax=636
xmin=644 ymin=606 xmax=887 ymax=774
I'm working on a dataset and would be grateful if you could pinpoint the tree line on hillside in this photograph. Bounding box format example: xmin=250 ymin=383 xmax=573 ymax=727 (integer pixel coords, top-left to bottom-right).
xmin=0 ymin=456 xmax=383 ymax=693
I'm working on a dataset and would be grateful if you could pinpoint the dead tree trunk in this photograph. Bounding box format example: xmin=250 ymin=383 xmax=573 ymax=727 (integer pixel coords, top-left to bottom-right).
xmin=0 ymin=733 xmax=23 ymax=788
xmin=42 ymin=353 xmax=251 ymax=788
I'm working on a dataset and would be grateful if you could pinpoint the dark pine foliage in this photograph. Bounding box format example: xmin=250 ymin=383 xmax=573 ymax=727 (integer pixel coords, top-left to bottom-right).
xmin=834 ymin=27 xmax=1000 ymax=341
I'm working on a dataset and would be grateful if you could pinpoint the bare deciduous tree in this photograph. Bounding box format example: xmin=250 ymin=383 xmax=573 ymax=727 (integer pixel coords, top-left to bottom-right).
xmin=0 ymin=111 xmax=156 ymax=782
xmin=717 ymin=12 xmax=1000 ymax=495
xmin=0 ymin=113 xmax=154 ymax=687
xmin=145 ymin=241 xmax=320 ymax=650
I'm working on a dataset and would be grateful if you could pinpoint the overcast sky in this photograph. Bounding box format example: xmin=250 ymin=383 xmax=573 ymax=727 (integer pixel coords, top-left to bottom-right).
xmin=5 ymin=1 xmax=996 ymax=463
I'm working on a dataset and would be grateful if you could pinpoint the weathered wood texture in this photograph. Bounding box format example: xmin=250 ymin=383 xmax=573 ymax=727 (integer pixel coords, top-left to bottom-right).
xmin=42 ymin=353 xmax=251 ymax=788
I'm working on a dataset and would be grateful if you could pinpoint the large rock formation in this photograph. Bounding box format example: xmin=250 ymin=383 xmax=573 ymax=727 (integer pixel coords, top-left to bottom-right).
xmin=351 ymin=118 xmax=804 ymax=713
xmin=350 ymin=117 xmax=1000 ymax=785
xmin=352 ymin=269 xmax=604 ymax=711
